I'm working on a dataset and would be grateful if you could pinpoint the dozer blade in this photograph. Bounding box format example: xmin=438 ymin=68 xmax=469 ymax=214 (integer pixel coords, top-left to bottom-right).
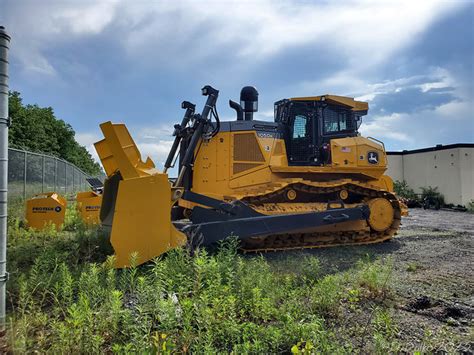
xmin=94 ymin=121 xmax=186 ymax=268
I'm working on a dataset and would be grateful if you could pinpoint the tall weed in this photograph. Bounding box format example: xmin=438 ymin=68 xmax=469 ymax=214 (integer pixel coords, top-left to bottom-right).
xmin=7 ymin=223 xmax=397 ymax=353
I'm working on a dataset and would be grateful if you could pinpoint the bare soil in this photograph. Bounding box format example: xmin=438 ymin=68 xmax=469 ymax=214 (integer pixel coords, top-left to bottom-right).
xmin=391 ymin=209 xmax=473 ymax=352
xmin=266 ymin=208 xmax=474 ymax=352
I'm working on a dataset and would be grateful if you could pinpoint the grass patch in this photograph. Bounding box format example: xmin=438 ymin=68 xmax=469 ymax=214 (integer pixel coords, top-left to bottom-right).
xmin=406 ymin=262 xmax=420 ymax=272
xmin=6 ymin=204 xmax=402 ymax=353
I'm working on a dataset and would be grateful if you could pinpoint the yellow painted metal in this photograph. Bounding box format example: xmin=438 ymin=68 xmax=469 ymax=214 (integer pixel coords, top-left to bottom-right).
xmin=94 ymin=121 xmax=186 ymax=268
xmin=330 ymin=136 xmax=387 ymax=176
xmin=26 ymin=192 xmax=67 ymax=230
xmin=94 ymin=121 xmax=157 ymax=179
xmin=186 ymin=128 xmax=393 ymax=204
xmin=290 ymin=95 xmax=368 ymax=112
xmin=367 ymin=198 xmax=394 ymax=232
xmin=339 ymin=189 xmax=349 ymax=200
xmin=110 ymin=174 xmax=186 ymax=268
xmin=399 ymin=201 xmax=409 ymax=216
xmin=252 ymin=202 xmax=359 ymax=214
xmin=76 ymin=191 xmax=102 ymax=225
xmin=286 ymin=189 xmax=297 ymax=201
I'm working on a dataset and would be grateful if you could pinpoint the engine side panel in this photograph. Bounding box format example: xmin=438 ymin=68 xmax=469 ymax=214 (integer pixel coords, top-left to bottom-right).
xmin=188 ymin=127 xmax=392 ymax=203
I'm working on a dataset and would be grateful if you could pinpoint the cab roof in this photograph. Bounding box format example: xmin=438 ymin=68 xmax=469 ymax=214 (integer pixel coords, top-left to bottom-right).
xmin=290 ymin=95 xmax=368 ymax=112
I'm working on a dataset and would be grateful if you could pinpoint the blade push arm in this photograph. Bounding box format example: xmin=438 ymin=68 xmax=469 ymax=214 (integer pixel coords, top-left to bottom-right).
xmin=175 ymin=85 xmax=219 ymax=187
xmin=164 ymin=101 xmax=195 ymax=173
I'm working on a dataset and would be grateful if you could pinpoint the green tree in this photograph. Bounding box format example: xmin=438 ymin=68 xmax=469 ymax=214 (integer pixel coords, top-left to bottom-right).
xmin=8 ymin=92 xmax=102 ymax=175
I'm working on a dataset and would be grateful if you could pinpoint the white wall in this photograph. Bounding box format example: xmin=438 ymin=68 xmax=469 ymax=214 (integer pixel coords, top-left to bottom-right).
xmin=386 ymin=146 xmax=474 ymax=206
xmin=459 ymin=148 xmax=474 ymax=206
xmin=386 ymin=155 xmax=403 ymax=182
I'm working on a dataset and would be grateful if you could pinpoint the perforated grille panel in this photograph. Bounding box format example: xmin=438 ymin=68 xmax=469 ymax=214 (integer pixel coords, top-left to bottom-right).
xmin=233 ymin=162 xmax=261 ymax=175
xmin=233 ymin=133 xmax=265 ymax=162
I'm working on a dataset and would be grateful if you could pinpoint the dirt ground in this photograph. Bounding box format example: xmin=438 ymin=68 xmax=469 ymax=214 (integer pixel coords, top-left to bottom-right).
xmin=390 ymin=209 xmax=473 ymax=352
xmin=266 ymin=208 xmax=474 ymax=352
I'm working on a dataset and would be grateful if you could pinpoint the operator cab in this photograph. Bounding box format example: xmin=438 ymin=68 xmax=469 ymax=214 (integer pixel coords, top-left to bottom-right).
xmin=274 ymin=96 xmax=368 ymax=166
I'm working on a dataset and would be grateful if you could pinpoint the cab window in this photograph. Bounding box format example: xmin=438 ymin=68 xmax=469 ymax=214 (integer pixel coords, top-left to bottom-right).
xmin=339 ymin=113 xmax=347 ymax=130
xmin=323 ymin=108 xmax=351 ymax=134
xmin=292 ymin=115 xmax=308 ymax=138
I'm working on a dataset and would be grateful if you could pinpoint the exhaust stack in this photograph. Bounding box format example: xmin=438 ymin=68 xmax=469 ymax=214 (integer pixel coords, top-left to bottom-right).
xmin=240 ymin=86 xmax=258 ymax=121
xmin=230 ymin=86 xmax=259 ymax=121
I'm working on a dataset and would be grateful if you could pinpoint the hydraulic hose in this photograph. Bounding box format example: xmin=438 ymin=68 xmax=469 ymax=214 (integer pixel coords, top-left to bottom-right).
xmin=175 ymin=86 xmax=219 ymax=187
xmin=164 ymin=101 xmax=195 ymax=173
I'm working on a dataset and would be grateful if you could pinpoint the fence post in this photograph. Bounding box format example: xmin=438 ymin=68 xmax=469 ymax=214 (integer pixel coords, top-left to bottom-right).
xmin=23 ymin=151 xmax=26 ymax=199
xmin=41 ymin=154 xmax=45 ymax=193
xmin=0 ymin=25 xmax=10 ymax=342
xmin=54 ymin=158 xmax=57 ymax=192
xmin=64 ymin=162 xmax=67 ymax=194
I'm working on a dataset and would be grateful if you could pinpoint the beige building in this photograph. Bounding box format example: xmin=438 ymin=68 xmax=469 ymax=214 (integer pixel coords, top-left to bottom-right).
xmin=386 ymin=144 xmax=474 ymax=206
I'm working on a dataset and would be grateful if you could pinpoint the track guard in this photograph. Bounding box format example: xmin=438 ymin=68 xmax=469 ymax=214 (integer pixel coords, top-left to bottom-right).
xmin=182 ymin=191 xmax=370 ymax=246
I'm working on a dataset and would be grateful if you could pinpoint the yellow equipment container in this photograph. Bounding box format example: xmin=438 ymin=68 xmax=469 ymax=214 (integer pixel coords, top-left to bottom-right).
xmin=76 ymin=191 xmax=102 ymax=225
xmin=26 ymin=192 xmax=67 ymax=230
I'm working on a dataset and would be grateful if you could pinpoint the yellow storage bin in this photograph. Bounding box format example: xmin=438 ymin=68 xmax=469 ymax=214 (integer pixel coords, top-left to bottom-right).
xmin=26 ymin=192 xmax=67 ymax=230
xmin=76 ymin=191 xmax=102 ymax=225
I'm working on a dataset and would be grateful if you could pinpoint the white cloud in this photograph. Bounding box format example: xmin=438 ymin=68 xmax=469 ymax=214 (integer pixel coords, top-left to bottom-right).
xmin=3 ymin=0 xmax=466 ymax=77
xmin=2 ymin=0 xmax=119 ymax=76
xmin=56 ymin=1 xmax=119 ymax=35
xmin=133 ymin=125 xmax=176 ymax=166
xmin=360 ymin=113 xmax=412 ymax=143
xmin=357 ymin=65 xmax=473 ymax=147
xmin=122 ymin=0 xmax=463 ymax=71
xmin=137 ymin=141 xmax=173 ymax=165
xmin=75 ymin=132 xmax=101 ymax=163
xmin=434 ymin=100 xmax=473 ymax=121
xmin=3 ymin=0 xmax=471 ymax=154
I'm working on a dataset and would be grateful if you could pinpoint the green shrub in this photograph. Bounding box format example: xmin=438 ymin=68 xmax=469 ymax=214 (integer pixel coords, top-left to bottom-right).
xmin=467 ymin=200 xmax=474 ymax=213
xmin=406 ymin=262 xmax=419 ymax=272
xmin=420 ymin=186 xmax=445 ymax=209
xmin=394 ymin=180 xmax=417 ymax=200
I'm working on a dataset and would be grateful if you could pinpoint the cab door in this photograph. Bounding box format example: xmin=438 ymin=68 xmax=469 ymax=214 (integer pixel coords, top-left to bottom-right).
xmin=287 ymin=105 xmax=319 ymax=165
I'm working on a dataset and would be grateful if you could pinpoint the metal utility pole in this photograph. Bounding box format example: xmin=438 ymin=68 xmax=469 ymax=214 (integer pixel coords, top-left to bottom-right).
xmin=0 ymin=26 xmax=10 ymax=338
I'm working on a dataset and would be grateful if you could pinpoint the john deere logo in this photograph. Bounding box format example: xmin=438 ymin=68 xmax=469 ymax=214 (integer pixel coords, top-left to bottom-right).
xmin=54 ymin=206 xmax=62 ymax=213
xmin=367 ymin=151 xmax=379 ymax=165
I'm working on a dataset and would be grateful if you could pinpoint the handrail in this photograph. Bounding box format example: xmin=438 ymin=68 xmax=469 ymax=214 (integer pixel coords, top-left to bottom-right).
xmin=367 ymin=136 xmax=386 ymax=152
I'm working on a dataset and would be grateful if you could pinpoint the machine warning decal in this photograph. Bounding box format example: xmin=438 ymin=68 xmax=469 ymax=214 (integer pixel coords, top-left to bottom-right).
xmin=367 ymin=151 xmax=379 ymax=164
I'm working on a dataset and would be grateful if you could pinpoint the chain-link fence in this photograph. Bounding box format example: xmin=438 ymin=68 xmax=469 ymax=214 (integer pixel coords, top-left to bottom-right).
xmin=8 ymin=147 xmax=93 ymax=200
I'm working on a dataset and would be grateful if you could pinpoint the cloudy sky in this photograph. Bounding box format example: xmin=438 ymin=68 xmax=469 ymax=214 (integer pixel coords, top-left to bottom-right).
xmin=1 ymin=0 xmax=473 ymax=168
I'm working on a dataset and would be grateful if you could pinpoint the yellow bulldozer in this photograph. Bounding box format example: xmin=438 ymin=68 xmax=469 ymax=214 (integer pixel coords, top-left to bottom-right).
xmin=95 ymin=86 xmax=403 ymax=268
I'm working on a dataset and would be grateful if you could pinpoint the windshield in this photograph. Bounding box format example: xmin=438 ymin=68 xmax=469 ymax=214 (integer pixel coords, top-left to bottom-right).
xmin=323 ymin=107 xmax=355 ymax=134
